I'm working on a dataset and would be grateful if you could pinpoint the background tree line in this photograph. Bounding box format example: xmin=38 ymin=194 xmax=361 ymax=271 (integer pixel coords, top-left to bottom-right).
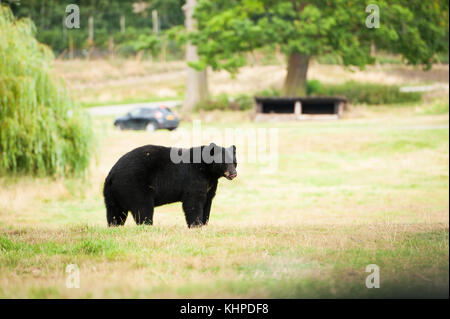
xmin=4 ymin=0 xmax=186 ymax=59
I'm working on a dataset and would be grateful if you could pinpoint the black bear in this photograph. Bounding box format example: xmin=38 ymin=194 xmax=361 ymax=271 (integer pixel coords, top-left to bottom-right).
xmin=103 ymin=143 xmax=237 ymax=228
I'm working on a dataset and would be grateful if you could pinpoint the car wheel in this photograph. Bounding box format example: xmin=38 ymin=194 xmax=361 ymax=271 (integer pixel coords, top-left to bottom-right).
xmin=115 ymin=124 xmax=123 ymax=131
xmin=146 ymin=122 xmax=157 ymax=133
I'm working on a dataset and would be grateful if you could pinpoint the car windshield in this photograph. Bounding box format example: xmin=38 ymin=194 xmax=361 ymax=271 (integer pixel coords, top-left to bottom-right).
xmin=128 ymin=109 xmax=143 ymax=117
xmin=127 ymin=107 xmax=172 ymax=117
xmin=128 ymin=108 xmax=155 ymax=117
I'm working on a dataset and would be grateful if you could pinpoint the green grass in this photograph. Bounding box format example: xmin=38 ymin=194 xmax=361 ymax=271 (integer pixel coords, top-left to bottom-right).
xmin=0 ymin=224 xmax=447 ymax=298
xmin=0 ymin=108 xmax=448 ymax=298
xmin=419 ymin=101 xmax=450 ymax=115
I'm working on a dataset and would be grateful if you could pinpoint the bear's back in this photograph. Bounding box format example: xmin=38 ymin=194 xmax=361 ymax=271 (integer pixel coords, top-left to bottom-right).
xmin=109 ymin=145 xmax=172 ymax=179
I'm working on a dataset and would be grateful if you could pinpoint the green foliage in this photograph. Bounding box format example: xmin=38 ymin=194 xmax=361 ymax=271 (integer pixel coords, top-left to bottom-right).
xmin=255 ymin=87 xmax=282 ymax=97
xmin=0 ymin=6 xmax=95 ymax=176
xmin=375 ymin=1 xmax=449 ymax=69
xmin=375 ymin=54 xmax=403 ymax=65
xmin=196 ymin=94 xmax=230 ymax=111
xmin=197 ymin=80 xmax=423 ymax=109
xmin=233 ymin=95 xmax=254 ymax=111
xmin=420 ymin=101 xmax=449 ymax=115
xmin=308 ymin=80 xmax=422 ymax=105
xmin=192 ymin=0 xmax=449 ymax=73
xmin=6 ymin=0 xmax=186 ymax=57
xmin=196 ymin=79 xmax=423 ymax=110
xmin=436 ymin=52 xmax=449 ymax=64
xmin=315 ymin=54 xmax=342 ymax=65
xmin=196 ymin=93 xmax=254 ymax=111
xmin=306 ymin=80 xmax=325 ymax=95
xmin=111 ymin=27 xmax=184 ymax=60
xmin=131 ymin=34 xmax=162 ymax=54
xmin=166 ymin=25 xmax=188 ymax=46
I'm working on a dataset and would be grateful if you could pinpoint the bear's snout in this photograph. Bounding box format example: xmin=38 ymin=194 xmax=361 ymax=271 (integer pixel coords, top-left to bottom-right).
xmin=224 ymin=171 xmax=237 ymax=180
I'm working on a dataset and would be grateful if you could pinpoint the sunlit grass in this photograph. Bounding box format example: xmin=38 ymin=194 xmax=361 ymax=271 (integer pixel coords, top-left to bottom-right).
xmin=0 ymin=108 xmax=448 ymax=298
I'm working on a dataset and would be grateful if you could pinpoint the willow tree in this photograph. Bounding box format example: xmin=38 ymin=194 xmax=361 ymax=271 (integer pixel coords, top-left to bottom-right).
xmin=191 ymin=0 xmax=449 ymax=96
xmin=0 ymin=6 xmax=94 ymax=176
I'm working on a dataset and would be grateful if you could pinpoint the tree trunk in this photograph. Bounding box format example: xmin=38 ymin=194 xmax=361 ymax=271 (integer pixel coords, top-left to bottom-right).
xmin=88 ymin=16 xmax=94 ymax=43
xmin=152 ymin=10 xmax=159 ymax=34
xmin=120 ymin=14 xmax=125 ymax=33
xmin=283 ymin=53 xmax=310 ymax=96
xmin=69 ymin=34 xmax=74 ymax=60
xmin=182 ymin=0 xmax=209 ymax=112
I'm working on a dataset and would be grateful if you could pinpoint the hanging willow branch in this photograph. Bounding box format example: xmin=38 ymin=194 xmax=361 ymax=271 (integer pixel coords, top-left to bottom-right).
xmin=0 ymin=6 xmax=95 ymax=177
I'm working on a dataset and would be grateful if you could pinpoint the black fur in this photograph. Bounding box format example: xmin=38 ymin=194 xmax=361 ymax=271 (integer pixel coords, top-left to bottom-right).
xmin=103 ymin=143 xmax=237 ymax=228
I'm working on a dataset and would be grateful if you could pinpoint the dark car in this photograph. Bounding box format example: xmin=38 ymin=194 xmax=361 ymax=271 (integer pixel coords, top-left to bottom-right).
xmin=114 ymin=106 xmax=179 ymax=132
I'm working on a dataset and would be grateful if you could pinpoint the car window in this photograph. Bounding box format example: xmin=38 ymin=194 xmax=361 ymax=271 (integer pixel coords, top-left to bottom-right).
xmin=128 ymin=107 xmax=170 ymax=117
xmin=129 ymin=109 xmax=143 ymax=117
xmin=160 ymin=107 xmax=173 ymax=114
xmin=142 ymin=108 xmax=155 ymax=114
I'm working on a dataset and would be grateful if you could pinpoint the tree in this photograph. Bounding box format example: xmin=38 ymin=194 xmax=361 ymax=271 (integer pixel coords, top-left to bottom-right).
xmin=0 ymin=6 xmax=94 ymax=176
xmin=183 ymin=0 xmax=209 ymax=112
xmin=191 ymin=0 xmax=449 ymax=96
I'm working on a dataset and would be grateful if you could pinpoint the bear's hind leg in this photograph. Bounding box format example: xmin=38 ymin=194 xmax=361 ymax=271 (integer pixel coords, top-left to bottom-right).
xmin=104 ymin=179 xmax=127 ymax=227
xmin=106 ymin=204 xmax=128 ymax=227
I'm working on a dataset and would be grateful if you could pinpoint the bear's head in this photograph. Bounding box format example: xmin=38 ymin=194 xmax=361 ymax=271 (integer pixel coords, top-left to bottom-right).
xmin=204 ymin=143 xmax=237 ymax=180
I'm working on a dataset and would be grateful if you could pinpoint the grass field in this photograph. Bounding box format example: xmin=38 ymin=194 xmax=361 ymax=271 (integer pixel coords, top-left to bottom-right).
xmin=0 ymin=101 xmax=448 ymax=298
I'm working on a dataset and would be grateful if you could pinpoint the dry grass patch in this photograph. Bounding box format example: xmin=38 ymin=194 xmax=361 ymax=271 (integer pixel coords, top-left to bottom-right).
xmin=51 ymin=59 xmax=449 ymax=106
